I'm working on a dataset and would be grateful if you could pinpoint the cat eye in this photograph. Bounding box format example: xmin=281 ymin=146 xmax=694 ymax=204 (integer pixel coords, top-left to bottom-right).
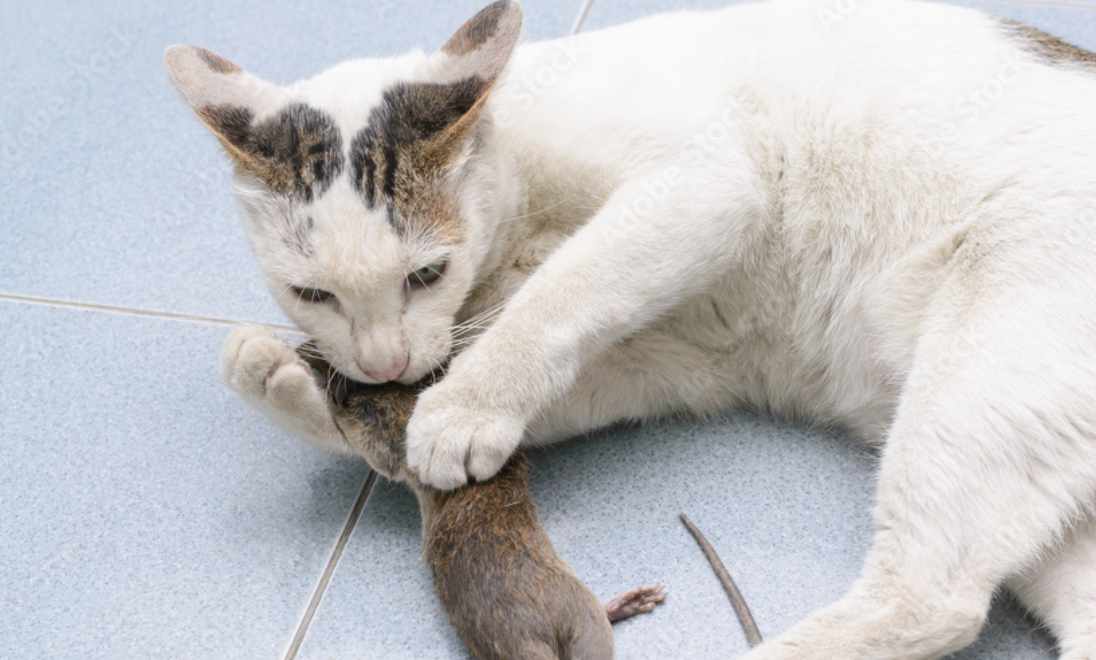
xmin=292 ymin=286 xmax=337 ymax=304
xmin=408 ymin=261 xmax=448 ymax=288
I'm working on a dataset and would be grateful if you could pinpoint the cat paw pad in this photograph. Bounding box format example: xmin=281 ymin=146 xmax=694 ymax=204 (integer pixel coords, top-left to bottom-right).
xmin=220 ymin=325 xmax=310 ymax=399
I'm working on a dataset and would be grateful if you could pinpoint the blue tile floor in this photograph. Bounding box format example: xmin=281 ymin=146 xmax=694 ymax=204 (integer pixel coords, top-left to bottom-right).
xmin=0 ymin=0 xmax=1089 ymax=658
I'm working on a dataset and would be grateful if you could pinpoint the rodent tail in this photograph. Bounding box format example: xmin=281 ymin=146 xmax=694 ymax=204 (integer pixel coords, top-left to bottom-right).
xmin=680 ymin=512 xmax=764 ymax=648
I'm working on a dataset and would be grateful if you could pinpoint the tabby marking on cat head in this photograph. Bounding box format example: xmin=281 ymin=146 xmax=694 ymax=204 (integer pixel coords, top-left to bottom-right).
xmin=162 ymin=0 xmax=524 ymax=385
xmin=199 ymin=102 xmax=344 ymax=202
xmin=351 ymin=78 xmax=490 ymax=243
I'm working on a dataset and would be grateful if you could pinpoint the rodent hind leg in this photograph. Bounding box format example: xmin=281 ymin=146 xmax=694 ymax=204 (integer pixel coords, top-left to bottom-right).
xmin=603 ymin=583 xmax=668 ymax=623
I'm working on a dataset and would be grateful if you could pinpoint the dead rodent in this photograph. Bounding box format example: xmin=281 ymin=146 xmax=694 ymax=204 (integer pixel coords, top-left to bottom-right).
xmin=298 ymin=346 xmax=665 ymax=659
xmin=422 ymin=454 xmax=666 ymax=659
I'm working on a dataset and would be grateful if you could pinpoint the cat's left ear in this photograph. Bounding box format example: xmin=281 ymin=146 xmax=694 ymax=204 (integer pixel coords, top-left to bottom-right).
xmin=162 ymin=45 xmax=285 ymax=165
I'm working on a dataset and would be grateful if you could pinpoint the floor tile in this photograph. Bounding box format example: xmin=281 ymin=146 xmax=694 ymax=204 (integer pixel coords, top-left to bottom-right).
xmin=295 ymin=416 xmax=1055 ymax=659
xmin=0 ymin=0 xmax=583 ymax=324
xmin=0 ymin=302 xmax=370 ymax=660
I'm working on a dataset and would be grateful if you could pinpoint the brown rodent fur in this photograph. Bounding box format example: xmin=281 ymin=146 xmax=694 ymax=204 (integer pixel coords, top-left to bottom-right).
xmin=298 ymin=346 xmax=661 ymax=659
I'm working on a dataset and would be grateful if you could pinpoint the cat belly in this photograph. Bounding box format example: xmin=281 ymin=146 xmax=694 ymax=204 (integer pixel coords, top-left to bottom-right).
xmin=652 ymin=284 xmax=902 ymax=440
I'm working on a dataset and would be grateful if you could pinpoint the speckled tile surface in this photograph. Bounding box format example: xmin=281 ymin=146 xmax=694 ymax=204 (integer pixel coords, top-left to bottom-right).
xmin=0 ymin=302 xmax=370 ymax=659
xmin=1 ymin=0 xmax=1091 ymax=658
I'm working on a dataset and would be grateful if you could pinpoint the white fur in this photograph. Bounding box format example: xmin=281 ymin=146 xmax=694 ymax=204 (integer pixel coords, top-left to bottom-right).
xmin=177 ymin=0 xmax=1096 ymax=656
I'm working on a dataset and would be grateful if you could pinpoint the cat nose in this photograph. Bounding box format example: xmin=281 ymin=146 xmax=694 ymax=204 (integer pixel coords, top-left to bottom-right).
xmin=364 ymin=359 xmax=407 ymax=383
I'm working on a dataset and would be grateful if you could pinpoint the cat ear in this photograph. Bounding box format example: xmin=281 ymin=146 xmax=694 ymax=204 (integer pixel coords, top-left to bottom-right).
xmin=429 ymin=0 xmax=523 ymax=84
xmin=162 ymin=45 xmax=284 ymax=163
xmin=413 ymin=1 xmax=523 ymax=163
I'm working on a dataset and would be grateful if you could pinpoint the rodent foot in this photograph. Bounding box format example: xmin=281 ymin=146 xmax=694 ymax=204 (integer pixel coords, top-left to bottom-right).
xmin=603 ymin=583 xmax=668 ymax=623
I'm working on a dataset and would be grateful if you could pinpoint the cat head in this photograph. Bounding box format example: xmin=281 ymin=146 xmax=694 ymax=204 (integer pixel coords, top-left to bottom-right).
xmin=164 ymin=0 xmax=523 ymax=384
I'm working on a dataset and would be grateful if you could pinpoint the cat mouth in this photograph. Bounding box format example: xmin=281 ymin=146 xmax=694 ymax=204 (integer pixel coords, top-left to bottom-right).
xmin=399 ymin=352 xmax=452 ymax=386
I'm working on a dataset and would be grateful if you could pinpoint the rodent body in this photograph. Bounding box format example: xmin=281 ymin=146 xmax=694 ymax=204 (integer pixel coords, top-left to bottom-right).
xmin=300 ymin=348 xmax=662 ymax=659
xmin=421 ymin=456 xmax=614 ymax=660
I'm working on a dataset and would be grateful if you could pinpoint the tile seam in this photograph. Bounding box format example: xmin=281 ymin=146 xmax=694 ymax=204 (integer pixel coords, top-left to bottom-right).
xmin=283 ymin=470 xmax=379 ymax=660
xmin=0 ymin=292 xmax=304 ymax=335
xmin=570 ymin=0 xmax=597 ymax=34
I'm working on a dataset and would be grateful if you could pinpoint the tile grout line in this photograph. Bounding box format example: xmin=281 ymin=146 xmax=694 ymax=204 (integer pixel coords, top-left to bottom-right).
xmin=284 ymin=470 xmax=379 ymax=660
xmin=0 ymin=292 xmax=305 ymax=335
xmin=570 ymin=0 xmax=597 ymax=35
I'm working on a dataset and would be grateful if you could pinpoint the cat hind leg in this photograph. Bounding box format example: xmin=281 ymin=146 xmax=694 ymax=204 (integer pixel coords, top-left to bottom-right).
xmin=741 ymin=292 xmax=1096 ymax=660
xmin=1010 ymin=515 xmax=1096 ymax=660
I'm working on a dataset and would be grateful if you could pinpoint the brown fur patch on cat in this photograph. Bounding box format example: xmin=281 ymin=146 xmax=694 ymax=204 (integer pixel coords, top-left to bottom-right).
xmin=197 ymin=102 xmax=344 ymax=201
xmin=349 ymin=79 xmax=491 ymax=244
xmin=195 ymin=47 xmax=241 ymax=74
xmin=1001 ymin=19 xmax=1096 ymax=67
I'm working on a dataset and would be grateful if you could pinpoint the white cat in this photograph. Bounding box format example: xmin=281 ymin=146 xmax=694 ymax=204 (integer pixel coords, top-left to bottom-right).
xmin=165 ymin=0 xmax=1096 ymax=657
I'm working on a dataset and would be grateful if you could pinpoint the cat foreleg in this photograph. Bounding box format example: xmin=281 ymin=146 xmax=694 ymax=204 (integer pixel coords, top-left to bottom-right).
xmin=220 ymin=325 xmax=351 ymax=454
xmin=407 ymin=164 xmax=765 ymax=489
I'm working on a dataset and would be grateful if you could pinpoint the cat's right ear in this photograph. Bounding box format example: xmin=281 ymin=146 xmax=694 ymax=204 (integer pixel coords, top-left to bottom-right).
xmin=424 ymin=0 xmax=524 ymax=84
xmin=162 ymin=45 xmax=284 ymax=163
xmin=403 ymin=1 xmax=522 ymax=166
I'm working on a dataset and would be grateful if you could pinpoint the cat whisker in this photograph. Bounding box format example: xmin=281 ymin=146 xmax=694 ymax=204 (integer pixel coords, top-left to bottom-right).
xmin=453 ymin=303 xmax=506 ymax=333
xmin=497 ymin=198 xmax=573 ymax=224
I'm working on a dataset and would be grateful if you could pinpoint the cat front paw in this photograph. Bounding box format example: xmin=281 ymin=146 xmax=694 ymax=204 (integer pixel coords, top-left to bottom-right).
xmin=406 ymin=383 xmax=525 ymax=490
xmin=220 ymin=325 xmax=349 ymax=454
